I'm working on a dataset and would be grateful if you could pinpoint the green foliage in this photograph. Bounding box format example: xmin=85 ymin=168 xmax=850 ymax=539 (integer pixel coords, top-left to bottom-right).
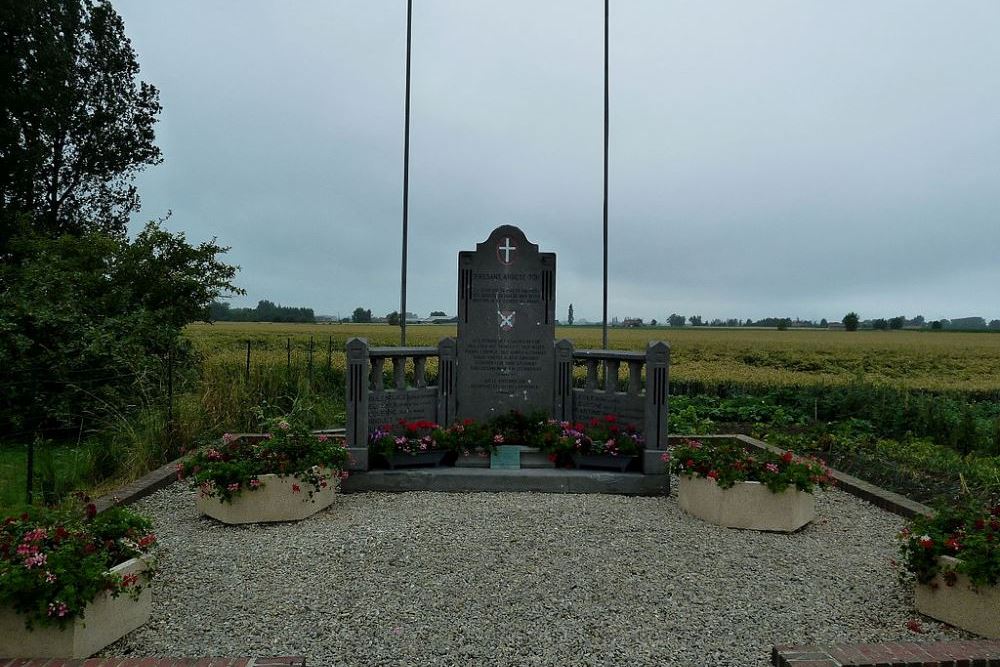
xmin=0 ymin=498 xmax=157 ymax=629
xmin=843 ymin=312 xmax=860 ymax=331
xmin=180 ymin=402 xmax=349 ymax=503
xmin=899 ymin=502 xmax=1000 ymax=587
xmin=351 ymin=307 xmax=372 ymax=323
xmin=555 ymin=416 xmax=645 ymax=457
xmin=385 ymin=311 xmax=401 ymax=327
xmin=434 ymin=419 xmax=495 ymax=457
xmin=369 ymin=419 xmax=443 ymax=459
xmin=670 ymin=438 xmax=833 ymax=493
xmin=209 ymin=300 xmax=315 ymax=323
xmin=0 ymin=0 xmax=161 ymax=242
xmin=0 ymin=224 xmax=240 ymax=436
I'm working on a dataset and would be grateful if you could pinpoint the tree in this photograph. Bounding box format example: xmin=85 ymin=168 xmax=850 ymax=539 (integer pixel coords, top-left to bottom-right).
xmin=889 ymin=316 xmax=906 ymax=330
xmin=429 ymin=311 xmax=446 ymax=317
xmin=990 ymin=320 xmax=1000 ymax=331
xmin=777 ymin=318 xmax=790 ymax=331
xmin=843 ymin=312 xmax=859 ymax=332
xmin=650 ymin=318 xmax=658 ymax=326
xmin=909 ymin=315 xmax=925 ymax=327
xmin=386 ymin=311 xmax=400 ymax=326
xmin=567 ymin=303 xmax=574 ymax=326
xmin=872 ymin=318 xmax=888 ymax=330
xmin=668 ymin=313 xmax=686 ymax=327
xmin=820 ymin=318 xmax=828 ymax=328
xmin=688 ymin=315 xmax=703 ymax=327
xmin=931 ymin=320 xmax=943 ymax=330
xmin=1 ymin=0 xmax=163 ymax=248
xmin=352 ymin=307 xmax=372 ymax=323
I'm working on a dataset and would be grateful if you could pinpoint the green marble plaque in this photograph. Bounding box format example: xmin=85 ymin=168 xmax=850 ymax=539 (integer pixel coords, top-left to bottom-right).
xmin=490 ymin=445 xmax=521 ymax=470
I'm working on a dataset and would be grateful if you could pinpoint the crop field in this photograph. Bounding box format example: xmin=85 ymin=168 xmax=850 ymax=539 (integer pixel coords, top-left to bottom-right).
xmin=187 ymin=322 xmax=1000 ymax=395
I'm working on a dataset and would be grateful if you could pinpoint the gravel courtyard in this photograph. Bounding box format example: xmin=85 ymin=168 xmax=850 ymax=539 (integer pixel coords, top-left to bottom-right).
xmin=106 ymin=483 xmax=963 ymax=666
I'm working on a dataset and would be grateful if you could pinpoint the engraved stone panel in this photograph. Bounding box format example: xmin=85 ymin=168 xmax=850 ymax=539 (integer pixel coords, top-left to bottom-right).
xmin=456 ymin=225 xmax=556 ymax=421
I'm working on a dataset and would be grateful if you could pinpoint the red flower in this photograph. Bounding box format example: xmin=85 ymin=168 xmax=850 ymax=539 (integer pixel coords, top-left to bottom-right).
xmin=291 ymin=484 xmax=301 ymax=494
xmin=781 ymin=451 xmax=793 ymax=464
xmin=944 ymin=538 xmax=961 ymax=552
xmin=83 ymin=543 xmax=96 ymax=554
xmin=707 ymin=470 xmax=719 ymax=480
xmin=85 ymin=504 xmax=97 ymax=520
xmin=605 ymin=415 xmax=617 ymax=423
xmin=905 ymin=618 xmax=924 ymax=634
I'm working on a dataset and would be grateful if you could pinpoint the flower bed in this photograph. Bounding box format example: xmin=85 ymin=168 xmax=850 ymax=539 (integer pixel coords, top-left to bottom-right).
xmin=553 ymin=416 xmax=644 ymax=471
xmin=899 ymin=503 xmax=1000 ymax=637
xmin=181 ymin=406 xmax=349 ymax=523
xmin=370 ymin=419 xmax=449 ymax=469
xmin=0 ymin=499 xmax=157 ymax=657
xmin=671 ymin=439 xmax=833 ymax=532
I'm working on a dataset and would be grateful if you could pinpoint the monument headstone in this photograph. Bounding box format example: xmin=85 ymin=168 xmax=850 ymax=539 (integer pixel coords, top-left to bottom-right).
xmin=456 ymin=225 xmax=556 ymax=421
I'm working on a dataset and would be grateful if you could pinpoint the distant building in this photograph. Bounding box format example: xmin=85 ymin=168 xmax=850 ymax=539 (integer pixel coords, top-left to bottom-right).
xmin=827 ymin=322 xmax=846 ymax=330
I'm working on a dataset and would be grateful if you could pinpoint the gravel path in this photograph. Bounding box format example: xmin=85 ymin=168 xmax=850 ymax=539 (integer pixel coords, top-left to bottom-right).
xmin=105 ymin=482 xmax=964 ymax=666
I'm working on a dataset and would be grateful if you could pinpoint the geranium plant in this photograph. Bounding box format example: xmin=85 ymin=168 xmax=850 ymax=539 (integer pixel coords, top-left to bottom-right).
xmin=557 ymin=415 xmax=645 ymax=457
xmin=0 ymin=497 xmax=157 ymax=629
xmin=898 ymin=502 xmax=1000 ymax=587
xmin=436 ymin=419 xmax=495 ymax=457
xmin=180 ymin=404 xmax=349 ymax=503
xmin=370 ymin=419 xmax=443 ymax=458
xmin=670 ymin=439 xmax=833 ymax=493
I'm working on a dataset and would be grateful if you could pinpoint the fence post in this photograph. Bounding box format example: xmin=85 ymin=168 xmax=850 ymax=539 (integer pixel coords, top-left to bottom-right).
xmin=25 ymin=435 xmax=35 ymax=505
xmin=167 ymin=347 xmax=174 ymax=427
xmin=345 ymin=337 xmax=370 ymax=471
xmin=308 ymin=336 xmax=314 ymax=388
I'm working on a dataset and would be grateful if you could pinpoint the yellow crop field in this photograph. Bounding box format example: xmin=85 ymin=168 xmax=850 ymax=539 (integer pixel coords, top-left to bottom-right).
xmin=185 ymin=322 xmax=1000 ymax=394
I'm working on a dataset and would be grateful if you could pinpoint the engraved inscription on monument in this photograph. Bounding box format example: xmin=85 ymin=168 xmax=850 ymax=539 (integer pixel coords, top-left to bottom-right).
xmin=456 ymin=225 xmax=556 ymax=421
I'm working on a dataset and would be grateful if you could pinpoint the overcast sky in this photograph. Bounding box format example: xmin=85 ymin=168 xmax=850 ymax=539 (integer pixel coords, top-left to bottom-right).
xmin=115 ymin=1 xmax=999 ymax=323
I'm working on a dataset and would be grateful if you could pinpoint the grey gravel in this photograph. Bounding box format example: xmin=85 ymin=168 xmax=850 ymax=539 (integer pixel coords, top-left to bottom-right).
xmin=104 ymin=481 xmax=966 ymax=666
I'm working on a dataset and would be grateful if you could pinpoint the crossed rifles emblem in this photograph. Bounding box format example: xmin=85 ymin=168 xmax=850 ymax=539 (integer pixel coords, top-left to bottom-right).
xmin=498 ymin=310 xmax=515 ymax=331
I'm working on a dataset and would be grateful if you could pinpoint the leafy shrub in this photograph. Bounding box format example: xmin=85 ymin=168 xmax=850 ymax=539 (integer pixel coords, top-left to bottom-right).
xmin=370 ymin=419 xmax=443 ymax=459
xmin=0 ymin=497 xmax=157 ymax=629
xmin=180 ymin=404 xmax=349 ymax=502
xmin=555 ymin=415 xmax=645 ymax=457
xmin=670 ymin=439 xmax=833 ymax=493
xmin=899 ymin=502 xmax=1000 ymax=587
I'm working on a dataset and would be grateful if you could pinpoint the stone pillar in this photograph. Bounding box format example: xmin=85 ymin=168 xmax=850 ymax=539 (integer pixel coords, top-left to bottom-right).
xmin=345 ymin=337 xmax=370 ymax=471
xmin=642 ymin=340 xmax=671 ymax=475
xmin=437 ymin=337 xmax=457 ymax=427
xmin=554 ymin=339 xmax=574 ymax=421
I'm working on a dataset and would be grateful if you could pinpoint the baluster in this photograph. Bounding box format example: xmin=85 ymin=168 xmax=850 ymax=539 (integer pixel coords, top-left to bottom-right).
xmin=414 ymin=356 xmax=427 ymax=388
xmin=605 ymin=360 xmax=621 ymax=392
xmin=393 ymin=357 xmax=406 ymax=390
xmin=585 ymin=359 xmax=599 ymax=390
xmin=370 ymin=357 xmax=385 ymax=392
xmin=628 ymin=361 xmax=643 ymax=395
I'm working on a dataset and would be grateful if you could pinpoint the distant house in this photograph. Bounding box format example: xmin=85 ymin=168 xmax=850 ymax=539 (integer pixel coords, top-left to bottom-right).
xmin=827 ymin=322 xmax=846 ymax=330
xmin=621 ymin=318 xmax=644 ymax=328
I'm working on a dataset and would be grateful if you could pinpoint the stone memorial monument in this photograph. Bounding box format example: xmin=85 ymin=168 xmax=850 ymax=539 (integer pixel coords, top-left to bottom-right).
xmin=345 ymin=225 xmax=670 ymax=479
xmin=456 ymin=225 xmax=555 ymax=421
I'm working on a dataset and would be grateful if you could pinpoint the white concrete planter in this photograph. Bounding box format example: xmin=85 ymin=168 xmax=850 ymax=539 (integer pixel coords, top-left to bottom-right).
xmin=915 ymin=555 xmax=1000 ymax=638
xmin=196 ymin=472 xmax=337 ymax=524
xmin=0 ymin=557 xmax=151 ymax=659
xmin=677 ymin=474 xmax=816 ymax=532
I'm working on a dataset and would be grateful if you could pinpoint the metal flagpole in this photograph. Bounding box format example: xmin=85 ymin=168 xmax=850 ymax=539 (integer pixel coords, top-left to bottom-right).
xmin=400 ymin=0 xmax=413 ymax=346
xmin=602 ymin=0 xmax=609 ymax=350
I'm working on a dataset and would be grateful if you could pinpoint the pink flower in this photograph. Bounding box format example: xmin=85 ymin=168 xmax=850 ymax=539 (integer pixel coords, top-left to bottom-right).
xmin=765 ymin=463 xmax=780 ymax=474
xmin=47 ymin=601 xmax=69 ymax=618
xmin=24 ymin=553 xmax=47 ymax=569
xmin=250 ymin=478 xmax=261 ymax=488
xmin=339 ymin=471 xmax=350 ymax=480
xmin=317 ymin=434 xmax=329 ymax=442
xmin=206 ymin=448 xmax=223 ymax=461
xmin=493 ymin=434 xmax=504 ymax=444
xmin=227 ymin=482 xmax=240 ymax=492
xmin=45 ymin=571 xmax=57 ymax=583
xmin=222 ymin=433 xmax=236 ymax=444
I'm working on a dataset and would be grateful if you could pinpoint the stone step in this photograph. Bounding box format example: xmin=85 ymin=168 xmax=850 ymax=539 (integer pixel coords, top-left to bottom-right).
xmin=0 ymin=658 xmax=305 ymax=667
xmin=342 ymin=466 xmax=667 ymax=495
xmin=773 ymin=640 xmax=1000 ymax=666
